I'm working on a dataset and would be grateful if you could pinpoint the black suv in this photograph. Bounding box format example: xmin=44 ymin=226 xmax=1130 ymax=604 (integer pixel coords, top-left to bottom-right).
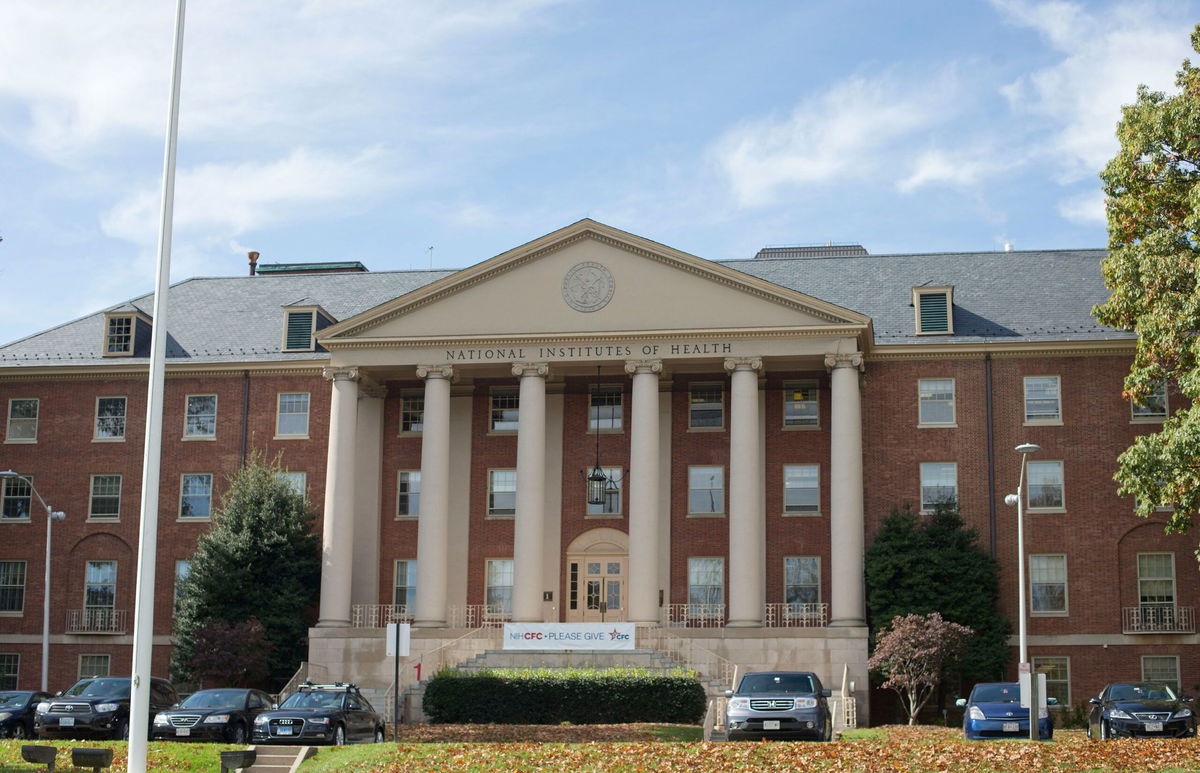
xmin=35 ymin=676 xmax=178 ymax=740
xmin=252 ymin=682 xmax=385 ymax=745
xmin=725 ymin=670 xmax=833 ymax=741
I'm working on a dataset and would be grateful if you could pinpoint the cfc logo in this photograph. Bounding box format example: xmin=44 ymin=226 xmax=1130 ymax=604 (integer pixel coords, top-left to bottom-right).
xmin=609 ymin=629 xmax=630 ymax=641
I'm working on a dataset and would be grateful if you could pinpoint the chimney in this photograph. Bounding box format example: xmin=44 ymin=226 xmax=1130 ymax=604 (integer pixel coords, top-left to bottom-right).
xmin=248 ymin=251 xmax=260 ymax=276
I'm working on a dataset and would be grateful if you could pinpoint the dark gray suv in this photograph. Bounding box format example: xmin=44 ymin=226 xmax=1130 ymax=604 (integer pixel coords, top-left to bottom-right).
xmin=35 ymin=676 xmax=178 ymax=740
xmin=725 ymin=671 xmax=832 ymax=741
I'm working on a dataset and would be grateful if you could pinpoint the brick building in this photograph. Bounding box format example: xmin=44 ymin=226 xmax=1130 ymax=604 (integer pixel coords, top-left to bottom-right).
xmin=0 ymin=219 xmax=1193 ymax=720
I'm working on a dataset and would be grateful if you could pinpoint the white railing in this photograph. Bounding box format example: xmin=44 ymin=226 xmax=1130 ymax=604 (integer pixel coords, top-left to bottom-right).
xmin=448 ymin=605 xmax=511 ymax=628
xmin=351 ymin=604 xmax=414 ymax=628
xmin=383 ymin=625 xmax=501 ymax=723
xmin=66 ymin=608 xmax=126 ymax=634
xmin=704 ymin=696 xmax=728 ymax=739
xmin=637 ymin=625 xmax=737 ymax=687
xmin=829 ymin=695 xmax=858 ymax=731
xmin=763 ymin=602 xmax=828 ymax=628
xmin=1122 ymin=605 xmax=1195 ymax=634
xmin=662 ymin=603 xmax=726 ymax=628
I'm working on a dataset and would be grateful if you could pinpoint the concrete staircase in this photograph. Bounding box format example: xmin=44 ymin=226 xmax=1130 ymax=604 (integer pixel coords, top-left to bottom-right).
xmin=236 ymin=745 xmax=316 ymax=773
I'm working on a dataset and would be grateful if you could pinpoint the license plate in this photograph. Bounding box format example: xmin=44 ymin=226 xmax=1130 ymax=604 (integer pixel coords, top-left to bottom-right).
xmin=60 ymin=717 xmax=75 ymax=727
xmin=276 ymin=726 xmax=293 ymax=735
xmin=763 ymin=720 xmax=780 ymax=730
xmin=1002 ymin=722 xmax=1019 ymax=732
xmin=1145 ymin=722 xmax=1163 ymax=732
xmin=176 ymin=728 xmax=191 ymax=736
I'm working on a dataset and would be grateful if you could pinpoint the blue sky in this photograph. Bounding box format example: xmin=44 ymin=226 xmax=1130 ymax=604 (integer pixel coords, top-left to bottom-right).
xmin=0 ymin=0 xmax=1196 ymax=345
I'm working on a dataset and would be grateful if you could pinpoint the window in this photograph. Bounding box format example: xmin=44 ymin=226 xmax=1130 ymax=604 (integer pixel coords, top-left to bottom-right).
xmin=394 ymin=560 xmax=416 ymax=607
xmin=84 ymin=560 xmax=117 ymax=616
xmin=400 ymin=393 xmax=424 ymax=433
xmin=688 ymin=466 xmax=724 ymax=515
xmin=1 ymin=476 xmax=31 ymax=520
xmin=78 ymin=654 xmax=110 ymax=679
xmin=1132 ymin=382 xmax=1168 ymax=421
xmin=918 ymin=379 xmax=955 ymax=425
xmin=1024 ymin=376 xmax=1061 ymax=422
xmin=1142 ymin=656 xmax=1180 ymax=694
xmin=94 ymin=396 xmax=127 ymax=440
xmin=783 ymin=464 xmax=819 ymax=514
xmin=689 ymin=384 xmax=723 ymax=429
xmin=1027 ymin=460 xmax=1064 ymax=510
xmin=1030 ymin=554 xmax=1067 ymax=614
xmin=180 ymin=474 xmax=213 ymax=518
xmin=783 ymin=381 xmax=818 ymax=428
xmin=913 ymin=287 xmax=954 ymax=334
xmin=590 ymin=385 xmax=623 ymax=431
xmin=688 ymin=557 xmax=724 ymax=608
xmin=184 ymin=394 xmax=217 ymax=438
xmin=1033 ymin=656 xmax=1070 ymax=707
xmin=174 ymin=560 xmax=190 ymax=614
xmin=278 ymin=471 xmax=306 ymax=498
xmin=104 ymin=314 xmax=134 ymax=355
xmin=397 ymin=471 xmax=420 ymax=517
xmin=920 ymin=462 xmax=957 ymax=511
xmin=488 ymin=470 xmax=516 ymax=516
xmin=485 ymin=559 xmax=513 ymax=615
xmin=276 ymin=392 xmax=310 ymax=437
xmin=1138 ymin=553 xmax=1175 ymax=608
xmin=490 ymin=388 xmax=519 ymax=432
xmin=0 ymin=653 xmax=17 ymax=689
xmin=88 ymin=475 xmax=121 ymax=519
xmin=585 ymin=467 xmax=622 ymax=516
xmin=0 ymin=561 xmax=26 ymax=613
xmin=784 ymin=556 xmax=820 ymax=606
xmin=6 ymin=398 xmax=38 ymax=442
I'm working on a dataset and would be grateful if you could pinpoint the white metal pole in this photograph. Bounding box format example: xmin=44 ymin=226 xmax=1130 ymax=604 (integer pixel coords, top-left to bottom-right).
xmin=42 ymin=504 xmax=51 ymax=692
xmin=1016 ymin=455 xmax=1027 ymax=666
xmin=128 ymin=1 xmax=185 ymax=769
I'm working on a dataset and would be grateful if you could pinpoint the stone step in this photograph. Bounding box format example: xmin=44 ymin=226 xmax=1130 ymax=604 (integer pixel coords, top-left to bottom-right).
xmin=240 ymin=744 xmax=316 ymax=773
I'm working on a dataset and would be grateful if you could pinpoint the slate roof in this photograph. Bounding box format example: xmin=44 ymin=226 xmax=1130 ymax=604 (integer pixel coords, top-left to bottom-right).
xmin=0 ymin=245 xmax=1130 ymax=367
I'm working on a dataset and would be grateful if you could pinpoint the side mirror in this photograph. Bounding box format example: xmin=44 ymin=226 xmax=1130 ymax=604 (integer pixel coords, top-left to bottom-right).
xmin=724 ymin=690 xmax=733 ymax=699
xmin=1047 ymin=697 xmax=1058 ymax=705
xmin=1089 ymin=698 xmax=1101 ymax=705
xmin=820 ymin=689 xmax=831 ymax=698
xmin=955 ymin=698 xmax=966 ymax=707
xmin=272 ymin=703 xmax=279 ymax=710
xmin=1183 ymin=696 xmax=1195 ymax=703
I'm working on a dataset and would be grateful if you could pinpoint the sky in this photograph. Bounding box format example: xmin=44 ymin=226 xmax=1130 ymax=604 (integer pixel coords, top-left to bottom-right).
xmin=0 ymin=0 xmax=1196 ymax=346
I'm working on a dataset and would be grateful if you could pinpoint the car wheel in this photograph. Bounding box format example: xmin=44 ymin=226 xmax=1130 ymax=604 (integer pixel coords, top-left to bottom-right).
xmin=374 ymin=726 xmax=385 ymax=743
xmin=113 ymin=719 xmax=129 ymax=741
xmin=229 ymin=722 xmax=247 ymax=744
xmin=11 ymin=723 xmax=26 ymax=739
xmin=332 ymin=724 xmax=346 ymax=746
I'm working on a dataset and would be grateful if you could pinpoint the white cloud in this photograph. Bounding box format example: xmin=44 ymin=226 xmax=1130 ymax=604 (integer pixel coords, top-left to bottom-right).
xmin=897 ymin=148 xmax=1018 ymax=193
xmin=1058 ymin=189 xmax=1106 ymax=225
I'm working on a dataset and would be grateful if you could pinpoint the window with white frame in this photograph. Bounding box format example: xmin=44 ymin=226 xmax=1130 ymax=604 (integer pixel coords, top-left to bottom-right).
xmin=180 ymin=474 xmax=213 ymax=518
xmin=94 ymin=396 xmax=127 ymax=440
xmin=1141 ymin=655 xmax=1180 ymax=694
xmin=0 ymin=561 xmax=26 ymax=613
xmin=783 ymin=464 xmax=819 ymax=514
xmin=585 ymin=466 xmax=622 ymax=516
xmin=1033 ymin=656 xmax=1070 ymax=707
xmin=1030 ymin=554 xmax=1067 ymax=614
xmin=277 ymin=471 xmax=306 ymax=498
xmin=88 ymin=475 xmax=121 ymax=519
xmin=84 ymin=561 xmax=117 ymax=616
xmin=783 ymin=381 xmax=819 ymax=428
xmin=918 ymin=379 xmax=955 ymax=425
xmin=589 ymin=385 xmax=623 ymax=431
xmin=6 ymin=398 xmax=38 ymax=442
xmin=397 ymin=471 xmax=420 ymax=517
xmin=276 ymin=393 xmax=310 ymax=437
xmin=1024 ymin=376 xmax=1061 ymax=422
xmin=688 ymin=466 xmax=724 ymax=515
xmin=0 ymin=653 xmax=17 ymax=689
xmin=490 ymin=388 xmax=519 ymax=432
xmin=104 ymin=314 xmax=134 ymax=355
xmin=394 ymin=560 xmax=417 ymax=608
xmin=78 ymin=654 xmax=110 ymax=679
xmin=184 ymin=394 xmax=217 ymax=438
xmin=174 ymin=560 xmax=190 ymax=614
xmin=688 ymin=557 xmax=724 ymax=609
xmin=1132 ymin=381 xmax=1168 ymax=421
xmin=689 ymin=384 xmax=724 ymax=429
xmin=1138 ymin=553 xmax=1175 ymax=608
xmin=488 ymin=470 xmax=516 ymax=516
xmin=784 ymin=556 xmax=820 ymax=607
xmin=920 ymin=462 xmax=958 ymax=511
xmin=400 ymin=392 xmax=424 ymax=433
xmin=1 ymin=477 xmax=31 ymax=520
xmin=1027 ymin=460 xmax=1064 ymax=510
xmin=485 ymin=559 xmax=513 ymax=614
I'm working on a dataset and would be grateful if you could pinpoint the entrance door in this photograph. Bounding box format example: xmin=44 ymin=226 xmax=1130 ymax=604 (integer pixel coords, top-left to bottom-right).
xmin=571 ymin=557 xmax=626 ymax=622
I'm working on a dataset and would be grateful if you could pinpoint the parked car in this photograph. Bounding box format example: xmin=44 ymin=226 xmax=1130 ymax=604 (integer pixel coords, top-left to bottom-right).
xmin=152 ymin=687 xmax=276 ymax=743
xmin=1088 ymin=682 xmax=1196 ymax=739
xmin=956 ymin=682 xmax=1054 ymax=740
xmin=252 ymin=682 xmax=385 ymax=745
xmin=34 ymin=676 xmax=178 ymax=740
xmin=724 ymin=671 xmax=832 ymax=741
xmin=0 ymin=691 xmax=51 ymax=739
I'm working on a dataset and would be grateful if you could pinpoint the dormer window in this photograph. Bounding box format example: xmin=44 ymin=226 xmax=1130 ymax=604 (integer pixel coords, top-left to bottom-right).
xmin=913 ymin=287 xmax=954 ymax=335
xmin=102 ymin=311 xmax=151 ymax=357
xmin=281 ymin=303 xmax=335 ymax=353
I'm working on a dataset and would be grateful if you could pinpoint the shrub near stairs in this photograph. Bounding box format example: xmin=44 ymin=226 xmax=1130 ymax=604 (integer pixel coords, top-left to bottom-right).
xmin=423 ymin=667 xmax=706 ymax=724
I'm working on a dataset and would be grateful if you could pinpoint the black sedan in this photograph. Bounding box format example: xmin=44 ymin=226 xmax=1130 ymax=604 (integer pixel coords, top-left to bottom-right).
xmin=1088 ymin=682 xmax=1197 ymax=739
xmin=0 ymin=691 xmax=51 ymax=739
xmin=152 ymin=688 xmax=275 ymax=743
xmin=252 ymin=682 xmax=385 ymax=745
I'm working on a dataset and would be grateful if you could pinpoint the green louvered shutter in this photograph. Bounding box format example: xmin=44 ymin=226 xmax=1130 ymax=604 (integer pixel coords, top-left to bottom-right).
xmin=285 ymin=311 xmax=314 ymax=351
xmin=918 ymin=293 xmax=949 ymax=333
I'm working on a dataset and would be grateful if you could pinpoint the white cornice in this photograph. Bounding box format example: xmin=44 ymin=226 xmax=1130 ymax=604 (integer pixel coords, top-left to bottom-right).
xmin=867 ymin=338 xmax=1136 ymax=361
xmin=0 ymin=361 xmax=328 ymax=382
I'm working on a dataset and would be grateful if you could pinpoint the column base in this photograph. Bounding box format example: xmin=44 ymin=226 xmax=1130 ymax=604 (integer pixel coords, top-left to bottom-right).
xmin=725 ymin=619 xmax=763 ymax=628
xmin=827 ymin=618 xmax=867 ymax=628
xmin=412 ymin=619 xmax=448 ymax=629
xmin=315 ymin=618 xmax=350 ymax=628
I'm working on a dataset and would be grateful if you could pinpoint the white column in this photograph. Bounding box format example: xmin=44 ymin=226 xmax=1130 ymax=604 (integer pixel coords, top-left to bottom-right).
xmin=725 ymin=356 xmax=764 ymax=627
xmin=625 ymin=359 xmax=662 ymax=624
xmin=414 ymin=365 xmax=453 ymax=627
xmin=351 ymin=380 xmax=385 ymax=607
xmin=318 ymin=366 xmax=359 ymax=627
xmin=827 ymin=352 xmax=866 ymax=627
xmin=512 ymin=362 xmax=548 ymax=622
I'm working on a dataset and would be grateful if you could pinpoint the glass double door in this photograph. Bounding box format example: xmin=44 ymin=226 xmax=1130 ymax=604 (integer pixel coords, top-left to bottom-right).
xmin=569 ymin=556 xmax=625 ymax=622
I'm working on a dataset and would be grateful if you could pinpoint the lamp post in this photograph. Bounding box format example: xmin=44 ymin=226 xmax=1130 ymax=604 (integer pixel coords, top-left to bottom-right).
xmin=1003 ymin=443 xmax=1040 ymax=740
xmin=0 ymin=471 xmax=65 ymax=692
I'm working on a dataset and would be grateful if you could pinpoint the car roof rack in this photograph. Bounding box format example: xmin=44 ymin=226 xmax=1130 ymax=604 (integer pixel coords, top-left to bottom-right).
xmin=297 ymin=681 xmax=358 ymax=691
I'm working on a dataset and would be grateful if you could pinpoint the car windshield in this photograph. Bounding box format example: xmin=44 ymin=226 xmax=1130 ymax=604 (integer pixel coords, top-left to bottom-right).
xmin=0 ymin=693 xmax=29 ymax=708
xmin=1109 ymin=683 xmax=1177 ymax=702
xmin=737 ymin=674 xmax=815 ymax=694
xmin=181 ymin=690 xmax=245 ymax=709
xmin=281 ymin=691 xmax=343 ymax=710
xmin=972 ymin=684 xmax=1020 ymax=703
xmin=64 ymin=679 xmax=131 ymax=699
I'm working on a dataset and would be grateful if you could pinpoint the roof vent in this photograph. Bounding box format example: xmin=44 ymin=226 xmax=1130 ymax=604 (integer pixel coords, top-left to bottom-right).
xmin=913 ymin=287 xmax=954 ymax=335
xmin=753 ymin=244 xmax=869 ymax=259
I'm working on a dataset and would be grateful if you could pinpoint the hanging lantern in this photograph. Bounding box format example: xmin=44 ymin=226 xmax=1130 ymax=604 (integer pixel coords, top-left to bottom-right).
xmin=587 ymin=464 xmax=608 ymax=506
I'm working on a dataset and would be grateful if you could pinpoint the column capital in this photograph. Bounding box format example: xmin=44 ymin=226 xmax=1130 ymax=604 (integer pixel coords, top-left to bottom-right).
xmin=359 ymin=376 xmax=387 ymax=399
xmin=624 ymin=359 xmax=663 ymax=375
xmin=723 ymin=356 xmax=762 ymax=373
xmin=416 ymin=364 xmax=455 ymax=381
xmin=512 ymin=362 xmax=549 ymax=378
xmin=322 ymin=366 xmax=360 ymax=382
xmin=824 ymin=352 xmax=864 ymax=372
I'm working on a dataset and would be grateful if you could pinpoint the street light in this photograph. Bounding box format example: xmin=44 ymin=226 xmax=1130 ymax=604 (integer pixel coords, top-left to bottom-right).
xmin=0 ymin=470 xmax=65 ymax=692
xmin=1003 ymin=443 xmax=1040 ymax=740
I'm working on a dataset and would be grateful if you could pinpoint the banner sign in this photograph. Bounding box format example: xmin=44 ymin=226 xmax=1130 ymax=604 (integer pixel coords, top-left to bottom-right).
xmin=503 ymin=623 xmax=636 ymax=651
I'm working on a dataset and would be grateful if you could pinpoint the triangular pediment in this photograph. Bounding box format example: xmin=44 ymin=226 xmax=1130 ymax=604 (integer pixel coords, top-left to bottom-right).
xmin=322 ymin=220 xmax=869 ymax=346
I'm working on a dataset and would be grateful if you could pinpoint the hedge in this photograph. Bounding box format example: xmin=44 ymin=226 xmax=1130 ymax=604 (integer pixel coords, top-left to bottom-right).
xmin=422 ymin=667 xmax=707 ymax=724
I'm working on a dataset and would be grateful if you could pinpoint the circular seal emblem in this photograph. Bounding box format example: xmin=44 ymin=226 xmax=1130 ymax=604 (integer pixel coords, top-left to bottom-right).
xmin=562 ymin=261 xmax=615 ymax=312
